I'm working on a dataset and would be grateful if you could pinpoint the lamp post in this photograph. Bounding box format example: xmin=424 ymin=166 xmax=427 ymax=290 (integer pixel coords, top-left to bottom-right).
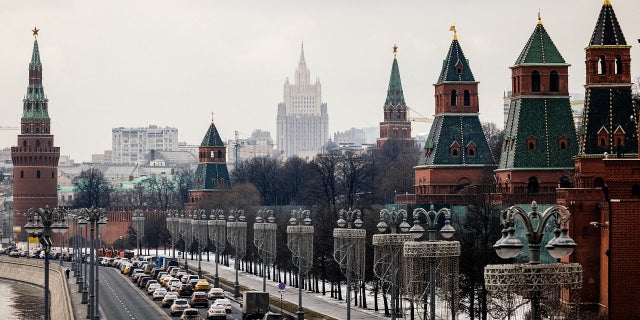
xmin=286 ymin=209 xmax=314 ymax=320
xmin=179 ymin=210 xmax=193 ymax=273
xmin=406 ymin=205 xmax=460 ymax=320
xmin=24 ymin=206 xmax=68 ymax=320
xmin=227 ymin=209 xmax=247 ymax=298
xmin=373 ymin=208 xmax=412 ymax=320
xmin=485 ymin=201 xmax=583 ymax=320
xmin=193 ymin=209 xmax=208 ymax=278
xmin=78 ymin=207 xmax=108 ymax=320
xmin=132 ymin=210 xmax=145 ymax=256
xmin=166 ymin=209 xmax=180 ymax=258
xmin=333 ymin=208 xmax=365 ymax=320
xmin=208 ymin=209 xmax=226 ymax=288
xmin=78 ymin=217 xmax=88 ymax=304
xmin=253 ymin=209 xmax=276 ymax=292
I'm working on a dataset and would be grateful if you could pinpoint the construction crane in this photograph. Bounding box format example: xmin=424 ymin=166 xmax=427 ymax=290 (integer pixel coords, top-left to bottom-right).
xmin=408 ymin=107 xmax=434 ymax=123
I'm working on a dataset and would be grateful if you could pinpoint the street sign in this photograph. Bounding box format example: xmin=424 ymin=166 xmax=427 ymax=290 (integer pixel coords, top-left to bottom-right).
xmin=278 ymin=282 xmax=286 ymax=290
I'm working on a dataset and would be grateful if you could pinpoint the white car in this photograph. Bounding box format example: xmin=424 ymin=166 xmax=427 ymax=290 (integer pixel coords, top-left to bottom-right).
xmin=207 ymin=288 xmax=225 ymax=300
xmin=147 ymin=283 xmax=161 ymax=294
xmin=213 ymin=298 xmax=232 ymax=313
xmin=153 ymin=288 xmax=168 ymax=300
xmin=207 ymin=305 xmax=227 ymax=320
xmin=170 ymin=299 xmax=191 ymax=316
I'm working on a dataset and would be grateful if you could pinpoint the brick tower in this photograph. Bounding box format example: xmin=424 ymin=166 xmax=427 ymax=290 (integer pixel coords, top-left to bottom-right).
xmin=557 ymin=1 xmax=639 ymax=317
xmin=377 ymin=45 xmax=414 ymax=149
xmin=495 ymin=14 xmax=578 ymax=200
xmin=414 ymin=28 xmax=495 ymax=196
xmin=11 ymin=28 xmax=60 ymax=241
xmin=186 ymin=118 xmax=231 ymax=209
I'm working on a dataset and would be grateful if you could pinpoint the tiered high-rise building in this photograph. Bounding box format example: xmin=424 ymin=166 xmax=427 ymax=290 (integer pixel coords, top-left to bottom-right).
xmin=11 ymin=28 xmax=60 ymax=240
xmin=277 ymin=44 xmax=329 ymax=159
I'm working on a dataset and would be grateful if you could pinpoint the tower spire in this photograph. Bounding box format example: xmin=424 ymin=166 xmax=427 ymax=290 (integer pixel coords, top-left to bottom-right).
xmin=384 ymin=45 xmax=406 ymax=107
xmin=299 ymin=41 xmax=306 ymax=66
xmin=450 ymin=25 xmax=457 ymax=40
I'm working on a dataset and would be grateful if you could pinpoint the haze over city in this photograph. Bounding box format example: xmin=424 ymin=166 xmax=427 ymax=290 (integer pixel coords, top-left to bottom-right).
xmin=0 ymin=0 xmax=638 ymax=162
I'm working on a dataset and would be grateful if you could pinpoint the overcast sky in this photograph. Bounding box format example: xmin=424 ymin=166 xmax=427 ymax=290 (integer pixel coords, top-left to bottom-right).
xmin=1 ymin=0 xmax=638 ymax=162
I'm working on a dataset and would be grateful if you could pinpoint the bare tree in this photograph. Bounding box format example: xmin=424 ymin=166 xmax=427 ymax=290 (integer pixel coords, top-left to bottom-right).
xmin=73 ymin=167 xmax=112 ymax=208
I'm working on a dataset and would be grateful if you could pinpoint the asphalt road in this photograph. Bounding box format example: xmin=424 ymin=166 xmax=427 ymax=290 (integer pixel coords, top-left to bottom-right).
xmin=99 ymin=266 xmax=243 ymax=320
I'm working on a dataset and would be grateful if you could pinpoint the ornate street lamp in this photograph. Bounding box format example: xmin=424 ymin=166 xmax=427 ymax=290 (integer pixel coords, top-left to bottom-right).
xmin=166 ymin=209 xmax=180 ymax=258
xmin=484 ymin=201 xmax=583 ymax=320
xmin=208 ymin=209 xmax=226 ymax=288
xmin=405 ymin=205 xmax=460 ymax=320
xmin=78 ymin=207 xmax=108 ymax=320
xmin=333 ymin=208 xmax=365 ymax=320
xmin=24 ymin=206 xmax=68 ymax=320
xmin=77 ymin=216 xmax=88 ymax=304
xmin=373 ymin=207 xmax=412 ymax=320
xmin=287 ymin=209 xmax=314 ymax=320
xmin=179 ymin=210 xmax=194 ymax=273
xmin=254 ymin=209 xmax=277 ymax=292
xmin=227 ymin=209 xmax=247 ymax=298
xmin=132 ymin=209 xmax=145 ymax=256
xmin=193 ymin=209 xmax=208 ymax=277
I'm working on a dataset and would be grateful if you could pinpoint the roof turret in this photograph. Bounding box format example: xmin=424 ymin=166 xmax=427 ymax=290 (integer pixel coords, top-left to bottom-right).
xmin=437 ymin=27 xmax=475 ymax=83
xmin=514 ymin=14 xmax=567 ymax=65
xmin=589 ymin=0 xmax=626 ymax=46
xmin=384 ymin=45 xmax=406 ymax=107
xmin=200 ymin=118 xmax=224 ymax=147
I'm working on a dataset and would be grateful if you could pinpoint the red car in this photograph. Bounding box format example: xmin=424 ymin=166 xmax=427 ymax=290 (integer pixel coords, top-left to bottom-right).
xmin=190 ymin=291 xmax=209 ymax=308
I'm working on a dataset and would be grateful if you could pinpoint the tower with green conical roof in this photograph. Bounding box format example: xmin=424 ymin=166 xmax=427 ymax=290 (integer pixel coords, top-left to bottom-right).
xmin=495 ymin=15 xmax=578 ymax=196
xmin=377 ymin=45 xmax=414 ymax=149
xmin=11 ymin=28 xmax=60 ymax=240
xmin=414 ymin=28 xmax=495 ymax=196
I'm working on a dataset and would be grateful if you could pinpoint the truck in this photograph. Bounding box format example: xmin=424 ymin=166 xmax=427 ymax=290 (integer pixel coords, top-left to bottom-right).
xmin=157 ymin=256 xmax=179 ymax=270
xmin=242 ymin=291 xmax=270 ymax=320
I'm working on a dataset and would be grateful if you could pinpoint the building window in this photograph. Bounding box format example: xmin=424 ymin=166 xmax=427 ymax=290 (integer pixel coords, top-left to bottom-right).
xmin=450 ymin=141 xmax=460 ymax=156
xmin=632 ymin=184 xmax=640 ymax=197
xmin=218 ymin=150 xmax=223 ymax=159
xmin=558 ymin=136 xmax=568 ymax=150
xmin=527 ymin=176 xmax=540 ymax=194
xmin=597 ymin=127 xmax=609 ymax=147
xmin=467 ymin=142 xmax=477 ymax=156
xmin=51 ymin=171 xmax=54 ymax=178
xmin=20 ymin=170 xmax=24 ymax=178
xmin=463 ymin=90 xmax=470 ymax=106
xmin=456 ymin=60 xmax=464 ymax=74
xmin=527 ymin=136 xmax=537 ymax=150
xmin=36 ymin=140 xmax=40 ymax=148
xmin=37 ymin=170 xmax=41 ymax=178
xmin=531 ymin=71 xmax=541 ymax=92
xmin=451 ymin=90 xmax=458 ymax=106
xmin=550 ymin=71 xmax=559 ymax=92
xmin=615 ymin=55 xmax=622 ymax=75
xmin=598 ymin=56 xmax=606 ymax=75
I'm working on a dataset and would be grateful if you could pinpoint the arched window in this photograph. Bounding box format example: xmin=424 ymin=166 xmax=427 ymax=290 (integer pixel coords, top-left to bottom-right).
xmin=527 ymin=136 xmax=537 ymax=150
xmin=550 ymin=71 xmax=559 ymax=92
xmin=559 ymin=176 xmax=572 ymax=188
xmin=598 ymin=56 xmax=606 ymax=75
xmin=452 ymin=149 xmax=458 ymax=156
xmin=210 ymin=151 xmax=215 ymax=158
xmin=527 ymin=176 xmax=540 ymax=194
xmin=35 ymin=140 xmax=40 ymax=148
xmin=450 ymin=141 xmax=460 ymax=156
xmin=22 ymin=140 xmax=26 ymax=148
xmin=456 ymin=60 xmax=464 ymax=74
xmin=558 ymin=136 xmax=568 ymax=150
xmin=531 ymin=71 xmax=541 ymax=92
xmin=20 ymin=170 xmax=24 ymax=178
xmin=615 ymin=55 xmax=622 ymax=75
xmin=463 ymin=90 xmax=470 ymax=106
xmin=35 ymin=127 xmax=40 ymax=133
xmin=217 ymin=150 xmax=223 ymax=159
xmin=37 ymin=170 xmax=41 ymax=178
xmin=451 ymin=90 xmax=458 ymax=106
xmin=594 ymin=177 xmax=605 ymax=188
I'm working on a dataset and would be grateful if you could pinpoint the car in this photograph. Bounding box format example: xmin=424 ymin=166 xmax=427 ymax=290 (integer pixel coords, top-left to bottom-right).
xmin=147 ymin=283 xmax=161 ymax=295
xmin=262 ymin=312 xmax=283 ymax=320
xmin=162 ymin=293 xmax=179 ymax=308
xmin=183 ymin=274 xmax=199 ymax=284
xmin=8 ymin=250 xmax=20 ymax=257
xmin=139 ymin=276 xmax=152 ymax=288
xmin=180 ymin=308 xmax=202 ymax=320
xmin=190 ymin=292 xmax=209 ymax=308
xmin=178 ymin=283 xmax=194 ymax=297
xmin=169 ymin=279 xmax=182 ymax=291
xmin=207 ymin=305 xmax=227 ymax=320
xmin=207 ymin=288 xmax=225 ymax=300
xmin=145 ymin=280 xmax=158 ymax=290
xmin=194 ymin=279 xmax=211 ymax=292
xmin=153 ymin=288 xmax=168 ymax=300
xmin=213 ymin=298 xmax=232 ymax=313
xmin=170 ymin=298 xmax=191 ymax=316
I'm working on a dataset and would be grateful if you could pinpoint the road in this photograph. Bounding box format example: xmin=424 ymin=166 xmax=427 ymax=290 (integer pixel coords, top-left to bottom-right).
xmin=99 ymin=266 xmax=243 ymax=319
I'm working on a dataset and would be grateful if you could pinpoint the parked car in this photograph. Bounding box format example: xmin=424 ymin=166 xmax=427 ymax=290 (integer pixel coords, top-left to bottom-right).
xmin=180 ymin=308 xmax=202 ymax=320
xmin=170 ymin=299 xmax=191 ymax=316
xmin=213 ymin=298 xmax=232 ymax=313
xmin=207 ymin=288 xmax=225 ymax=300
xmin=190 ymin=292 xmax=209 ymax=308
xmin=207 ymin=305 xmax=227 ymax=320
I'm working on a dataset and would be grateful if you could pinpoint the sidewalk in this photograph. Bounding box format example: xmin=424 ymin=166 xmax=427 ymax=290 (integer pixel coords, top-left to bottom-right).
xmin=196 ymin=257 xmax=388 ymax=320
xmin=65 ymin=263 xmax=88 ymax=320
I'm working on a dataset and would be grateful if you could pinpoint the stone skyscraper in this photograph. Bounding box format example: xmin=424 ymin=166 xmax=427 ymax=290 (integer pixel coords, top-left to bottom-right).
xmin=11 ymin=28 xmax=60 ymax=240
xmin=277 ymin=44 xmax=329 ymax=159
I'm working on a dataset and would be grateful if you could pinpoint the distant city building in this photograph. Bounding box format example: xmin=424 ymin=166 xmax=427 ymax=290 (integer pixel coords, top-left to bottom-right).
xmin=227 ymin=129 xmax=275 ymax=171
xmin=333 ymin=128 xmax=366 ymax=146
xmin=111 ymin=125 xmax=179 ymax=165
xmin=503 ymin=91 xmax=512 ymax=128
xmin=277 ymin=44 xmax=329 ymax=159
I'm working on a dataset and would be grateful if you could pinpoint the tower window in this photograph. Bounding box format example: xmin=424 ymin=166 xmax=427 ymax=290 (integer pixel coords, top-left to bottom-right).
xmin=20 ymin=170 xmax=24 ymax=178
xmin=36 ymin=140 xmax=41 ymax=148
xmin=210 ymin=151 xmax=215 ymax=158
xmin=463 ymin=90 xmax=470 ymax=106
xmin=598 ymin=56 xmax=606 ymax=75
xmin=527 ymin=176 xmax=540 ymax=194
xmin=467 ymin=142 xmax=477 ymax=156
xmin=615 ymin=55 xmax=622 ymax=75
xmin=632 ymin=184 xmax=640 ymax=197
xmin=455 ymin=60 xmax=464 ymax=74
xmin=558 ymin=136 xmax=568 ymax=150
xmin=531 ymin=71 xmax=541 ymax=92
xmin=36 ymin=127 xmax=40 ymax=133
xmin=550 ymin=71 xmax=559 ymax=92
xmin=450 ymin=141 xmax=460 ymax=156
xmin=37 ymin=170 xmax=41 ymax=178
xmin=451 ymin=90 xmax=458 ymax=106
xmin=527 ymin=136 xmax=537 ymax=150
xmin=218 ymin=150 xmax=223 ymax=159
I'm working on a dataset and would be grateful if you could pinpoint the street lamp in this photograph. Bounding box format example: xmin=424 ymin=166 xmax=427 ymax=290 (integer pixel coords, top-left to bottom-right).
xmin=78 ymin=207 xmax=108 ymax=320
xmin=485 ymin=201 xmax=583 ymax=320
xmin=77 ymin=216 xmax=88 ymax=304
xmin=208 ymin=209 xmax=226 ymax=288
xmin=286 ymin=209 xmax=314 ymax=320
xmin=193 ymin=209 xmax=208 ymax=277
xmin=373 ymin=207 xmax=412 ymax=320
xmin=227 ymin=209 xmax=247 ymax=298
xmin=254 ymin=209 xmax=277 ymax=292
xmin=333 ymin=208 xmax=365 ymax=320
xmin=405 ymin=205 xmax=460 ymax=320
xmin=132 ymin=209 xmax=145 ymax=256
xmin=166 ymin=209 xmax=180 ymax=258
xmin=179 ymin=210 xmax=194 ymax=273
xmin=24 ymin=206 xmax=68 ymax=320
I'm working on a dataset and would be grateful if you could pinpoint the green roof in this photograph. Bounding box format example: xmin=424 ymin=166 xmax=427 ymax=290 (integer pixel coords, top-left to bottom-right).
xmin=421 ymin=114 xmax=494 ymax=166
xmin=437 ymin=39 xmax=475 ymax=83
xmin=589 ymin=1 xmax=627 ymax=46
xmin=30 ymin=39 xmax=41 ymax=68
xmin=514 ymin=23 xmax=566 ymax=65
xmin=195 ymin=162 xmax=230 ymax=190
xmin=22 ymin=39 xmax=49 ymax=120
xmin=384 ymin=57 xmax=406 ymax=107
xmin=201 ymin=122 xmax=225 ymax=147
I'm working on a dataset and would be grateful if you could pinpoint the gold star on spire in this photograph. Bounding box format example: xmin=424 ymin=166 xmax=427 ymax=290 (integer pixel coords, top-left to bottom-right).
xmin=32 ymin=26 xmax=39 ymax=39
xmin=604 ymin=0 xmax=611 ymax=5
xmin=393 ymin=44 xmax=398 ymax=59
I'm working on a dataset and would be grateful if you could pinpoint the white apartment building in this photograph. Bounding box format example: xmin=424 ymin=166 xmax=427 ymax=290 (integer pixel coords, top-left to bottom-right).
xmin=277 ymin=44 xmax=329 ymax=159
xmin=111 ymin=125 xmax=179 ymax=164
xmin=228 ymin=129 xmax=275 ymax=170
